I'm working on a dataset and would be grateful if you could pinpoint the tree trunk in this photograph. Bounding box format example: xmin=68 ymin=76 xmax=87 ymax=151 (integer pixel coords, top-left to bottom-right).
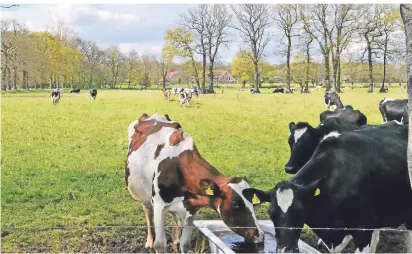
xmin=242 ymin=80 xmax=246 ymax=88
xmin=380 ymin=35 xmax=389 ymax=93
xmin=128 ymin=67 xmax=132 ymax=89
xmin=89 ymin=72 xmax=93 ymax=89
xmin=71 ymin=76 xmax=74 ymax=89
xmin=365 ymin=36 xmax=374 ymax=93
xmin=49 ymin=73 xmax=53 ymax=90
xmin=337 ymin=58 xmax=341 ymax=92
xmin=304 ymin=40 xmax=311 ymax=94
xmin=190 ymin=55 xmax=201 ymax=89
xmin=400 ymin=4 xmax=412 ymax=192
xmin=286 ymin=37 xmax=292 ymax=93
xmin=209 ymin=63 xmax=214 ymax=93
xmin=2 ymin=58 xmax=7 ymax=90
xmin=13 ymin=66 xmax=18 ymax=90
xmin=201 ymin=53 xmax=207 ymax=91
xmin=254 ymin=61 xmax=260 ymax=93
xmin=324 ymin=52 xmax=331 ymax=91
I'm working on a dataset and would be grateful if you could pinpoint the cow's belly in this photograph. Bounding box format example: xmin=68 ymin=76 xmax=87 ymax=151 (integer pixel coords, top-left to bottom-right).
xmin=126 ymin=151 xmax=157 ymax=207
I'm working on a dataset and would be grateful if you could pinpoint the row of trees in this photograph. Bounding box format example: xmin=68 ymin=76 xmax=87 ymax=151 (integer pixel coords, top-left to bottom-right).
xmin=1 ymin=4 xmax=407 ymax=93
xmin=164 ymin=4 xmax=406 ymax=93
xmin=1 ymin=19 xmax=180 ymax=90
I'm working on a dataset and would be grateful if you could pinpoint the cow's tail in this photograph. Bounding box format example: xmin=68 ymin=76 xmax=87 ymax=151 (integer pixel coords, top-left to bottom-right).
xmin=378 ymin=99 xmax=387 ymax=123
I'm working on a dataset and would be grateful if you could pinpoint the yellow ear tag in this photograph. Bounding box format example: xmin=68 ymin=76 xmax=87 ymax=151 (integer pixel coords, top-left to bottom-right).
xmin=252 ymin=194 xmax=260 ymax=205
xmin=314 ymin=188 xmax=320 ymax=196
xmin=205 ymin=186 xmax=214 ymax=196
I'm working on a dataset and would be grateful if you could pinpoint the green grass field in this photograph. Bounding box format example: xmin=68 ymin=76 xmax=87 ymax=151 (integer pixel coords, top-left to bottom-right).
xmin=1 ymin=87 xmax=408 ymax=252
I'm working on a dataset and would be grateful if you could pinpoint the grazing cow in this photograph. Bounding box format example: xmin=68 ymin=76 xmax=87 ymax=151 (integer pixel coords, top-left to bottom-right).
xmin=162 ymin=89 xmax=171 ymax=100
xmin=273 ymin=88 xmax=285 ymax=93
xmin=70 ymin=88 xmax=80 ymax=93
xmin=249 ymin=88 xmax=261 ymax=94
xmin=51 ymin=88 xmax=60 ymax=105
xmin=243 ymin=121 xmax=411 ymax=253
xmin=90 ymin=89 xmax=97 ymax=100
xmin=378 ymin=98 xmax=408 ymax=124
xmin=126 ymin=113 xmax=264 ymax=253
xmin=179 ymin=91 xmax=191 ymax=108
xmin=172 ymin=87 xmax=182 ymax=95
xmin=285 ymin=117 xmax=363 ymax=174
xmin=324 ymin=91 xmax=344 ymax=111
xmin=320 ymin=105 xmax=367 ymax=126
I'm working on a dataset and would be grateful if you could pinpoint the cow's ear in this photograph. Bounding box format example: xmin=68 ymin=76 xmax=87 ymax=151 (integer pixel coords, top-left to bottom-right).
xmin=164 ymin=114 xmax=172 ymax=121
xmin=289 ymin=122 xmax=296 ymax=133
xmin=139 ymin=113 xmax=149 ymax=121
xmin=199 ymin=179 xmax=222 ymax=197
xmin=297 ymin=178 xmax=323 ymax=199
xmin=242 ymin=188 xmax=271 ymax=205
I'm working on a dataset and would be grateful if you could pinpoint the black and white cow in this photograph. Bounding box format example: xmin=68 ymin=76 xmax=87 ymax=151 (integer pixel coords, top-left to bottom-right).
xmin=285 ymin=117 xmax=363 ymax=174
xmin=320 ymin=105 xmax=368 ymax=126
xmin=126 ymin=113 xmax=264 ymax=253
xmin=243 ymin=121 xmax=411 ymax=253
xmin=90 ymin=89 xmax=97 ymax=100
xmin=273 ymin=88 xmax=285 ymax=93
xmin=51 ymin=88 xmax=60 ymax=105
xmin=378 ymin=98 xmax=408 ymax=124
xmin=70 ymin=88 xmax=80 ymax=93
xmin=324 ymin=91 xmax=344 ymax=111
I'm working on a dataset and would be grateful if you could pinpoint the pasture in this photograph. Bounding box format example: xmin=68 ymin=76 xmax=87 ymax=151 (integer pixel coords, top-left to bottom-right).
xmin=1 ymin=87 xmax=408 ymax=252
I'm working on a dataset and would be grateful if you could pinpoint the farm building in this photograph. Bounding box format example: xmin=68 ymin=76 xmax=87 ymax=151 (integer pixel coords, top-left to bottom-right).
xmin=208 ymin=70 xmax=238 ymax=84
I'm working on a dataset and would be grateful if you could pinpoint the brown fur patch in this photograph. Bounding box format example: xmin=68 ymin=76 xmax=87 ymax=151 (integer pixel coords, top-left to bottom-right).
xmin=154 ymin=144 xmax=165 ymax=159
xmin=169 ymin=131 xmax=183 ymax=146
xmin=139 ymin=113 xmax=149 ymax=121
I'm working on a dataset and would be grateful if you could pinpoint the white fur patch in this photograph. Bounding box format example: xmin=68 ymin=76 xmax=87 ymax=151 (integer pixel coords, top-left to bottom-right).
xmin=382 ymin=98 xmax=395 ymax=104
xmin=228 ymin=180 xmax=264 ymax=242
xmin=276 ymin=189 xmax=294 ymax=213
xmin=394 ymin=120 xmax=403 ymax=125
xmin=355 ymin=244 xmax=370 ymax=253
xmin=294 ymin=127 xmax=307 ymax=143
xmin=321 ymin=131 xmax=341 ymax=142
xmin=330 ymin=235 xmax=353 ymax=253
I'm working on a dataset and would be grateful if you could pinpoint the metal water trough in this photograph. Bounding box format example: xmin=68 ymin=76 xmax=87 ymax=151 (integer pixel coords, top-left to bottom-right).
xmin=194 ymin=220 xmax=320 ymax=254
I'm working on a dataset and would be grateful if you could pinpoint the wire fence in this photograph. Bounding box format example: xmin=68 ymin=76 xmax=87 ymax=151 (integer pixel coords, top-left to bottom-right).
xmin=2 ymin=224 xmax=412 ymax=232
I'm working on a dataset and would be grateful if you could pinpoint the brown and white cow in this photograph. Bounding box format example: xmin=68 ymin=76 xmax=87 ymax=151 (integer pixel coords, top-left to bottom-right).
xmin=125 ymin=113 xmax=264 ymax=253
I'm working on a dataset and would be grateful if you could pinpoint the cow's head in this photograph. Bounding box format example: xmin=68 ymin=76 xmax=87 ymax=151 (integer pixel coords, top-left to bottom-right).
xmin=285 ymin=122 xmax=320 ymax=174
xmin=243 ymin=179 xmax=321 ymax=253
xmin=185 ymin=177 xmax=265 ymax=243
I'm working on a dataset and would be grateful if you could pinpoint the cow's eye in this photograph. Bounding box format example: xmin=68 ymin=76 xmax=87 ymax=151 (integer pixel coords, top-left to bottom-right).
xmin=232 ymin=200 xmax=243 ymax=210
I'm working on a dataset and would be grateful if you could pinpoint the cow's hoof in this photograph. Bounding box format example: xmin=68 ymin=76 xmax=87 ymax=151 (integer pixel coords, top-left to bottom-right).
xmin=145 ymin=238 xmax=154 ymax=248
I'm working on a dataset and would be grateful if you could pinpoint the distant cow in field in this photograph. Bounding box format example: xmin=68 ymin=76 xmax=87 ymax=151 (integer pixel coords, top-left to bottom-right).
xmin=125 ymin=113 xmax=264 ymax=253
xmin=90 ymin=89 xmax=97 ymax=100
xmin=243 ymin=121 xmax=410 ymax=253
xmin=51 ymin=88 xmax=61 ymax=105
xmin=162 ymin=89 xmax=171 ymax=100
xmin=324 ymin=91 xmax=344 ymax=110
xmin=379 ymin=98 xmax=408 ymax=124
xmin=249 ymin=88 xmax=261 ymax=94
xmin=70 ymin=88 xmax=80 ymax=93
xmin=320 ymin=105 xmax=367 ymax=126
xmin=273 ymin=88 xmax=285 ymax=93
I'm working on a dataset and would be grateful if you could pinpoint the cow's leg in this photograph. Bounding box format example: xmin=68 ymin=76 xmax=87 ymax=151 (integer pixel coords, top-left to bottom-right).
xmin=180 ymin=214 xmax=197 ymax=253
xmin=153 ymin=205 xmax=167 ymax=253
xmin=171 ymin=213 xmax=182 ymax=252
xmin=143 ymin=205 xmax=155 ymax=249
xmin=369 ymin=230 xmax=380 ymax=253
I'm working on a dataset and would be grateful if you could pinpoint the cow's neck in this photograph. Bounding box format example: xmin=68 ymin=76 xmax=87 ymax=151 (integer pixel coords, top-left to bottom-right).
xmin=181 ymin=149 xmax=229 ymax=194
xmin=336 ymin=99 xmax=344 ymax=109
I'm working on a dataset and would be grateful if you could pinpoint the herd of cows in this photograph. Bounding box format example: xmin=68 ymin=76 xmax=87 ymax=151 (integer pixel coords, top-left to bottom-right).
xmin=125 ymin=91 xmax=411 ymax=253
xmin=50 ymin=88 xmax=98 ymax=105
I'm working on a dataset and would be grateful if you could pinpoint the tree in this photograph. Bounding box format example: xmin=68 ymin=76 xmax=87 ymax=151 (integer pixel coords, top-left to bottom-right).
xmin=274 ymin=4 xmax=299 ymax=93
xmin=105 ymin=45 xmax=124 ymax=88
xmin=232 ymin=4 xmax=271 ymax=93
xmin=126 ymin=50 xmax=138 ymax=88
xmin=378 ymin=7 xmax=402 ymax=92
xmin=77 ymin=39 xmax=103 ymax=88
xmin=290 ymin=55 xmax=316 ymax=92
xmin=329 ymin=4 xmax=362 ymax=92
xmin=165 ymin=27 xmax=200 ymax=88
xmin=300 ymin=4 xmax=334 ymax=91
xmin=204 ymin=4 xmax=231 ymax=93
xmin=156 ymin=46 xmax=175 ymax=89
xmin=359 ymin=5 xmax=384 ymax=93
xmin=400 ymin=4 xmax=412 ymax=190
xmin=231 ymin=50 xmax=254 ymax=88
xmin=181 ymin=5 xmax=208 ymax=91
